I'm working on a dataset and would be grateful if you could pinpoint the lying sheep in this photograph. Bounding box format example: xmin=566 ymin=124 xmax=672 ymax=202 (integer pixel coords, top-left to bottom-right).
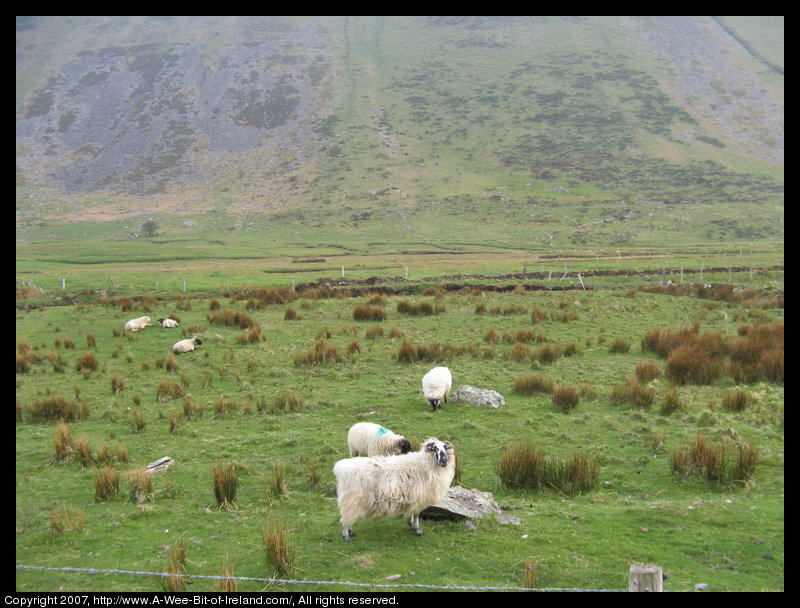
xmin=158 ymin=318 xmax=179 ymax=328
xmin=124 ymin=316 xmax=151 ymax=332
xmin=422 ymin=366 xmax=452 ymax=410
xmin=333 ymin=437 xmax=455 ymax=541
xmin=347 ymin=422 xmax=412 ymax=457
xmin=172 ymin=337 xmax=202 ymax=354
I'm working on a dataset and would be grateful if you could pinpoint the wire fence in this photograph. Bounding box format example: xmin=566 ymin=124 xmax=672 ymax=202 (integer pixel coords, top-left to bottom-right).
xmin=16 ymin=565 xmax=625 ymax=592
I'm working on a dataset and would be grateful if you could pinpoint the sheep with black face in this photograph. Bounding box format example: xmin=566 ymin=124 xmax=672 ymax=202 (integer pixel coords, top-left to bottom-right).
xmin=333 ymin=438 xmax=455 ymax=541
xmin=172 ymin=336 xmax=202 ymax=354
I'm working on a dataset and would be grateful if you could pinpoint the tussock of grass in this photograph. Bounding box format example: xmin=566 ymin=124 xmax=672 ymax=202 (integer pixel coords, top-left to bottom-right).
xmin=498 ymin=442 xmax=598 ymax=495
xmin=212 ymin=464 xmax=239 ymax=510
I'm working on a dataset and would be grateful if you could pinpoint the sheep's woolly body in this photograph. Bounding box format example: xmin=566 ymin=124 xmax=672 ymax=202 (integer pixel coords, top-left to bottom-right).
xmin=333 ymin=438 xmax=455 ymax=540
xmin=124 ymin=316 xmax=151 ymax=332
xmin=173 ymin=337 xmax=202 ymax=353
xmin=347 ymin=422 xmax=412 ymax=457
xmin=158 ymin=318 xmax=179 ymax=328
xmin=422 ymin=366 xmax=452 ymax=410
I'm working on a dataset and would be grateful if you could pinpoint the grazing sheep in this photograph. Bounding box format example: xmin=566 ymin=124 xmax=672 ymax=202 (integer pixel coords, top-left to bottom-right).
xmin=333 ymin=438 xmax=455 ymax=541
xmin=124 ymin=316 xmax=151 ymax=332
xmin=347 ymin=422 xmax=412 ymax=457
xmin=158 ymin=318 xmax=179 ymax=328
xmin=172 ymin=337 xmax=202 ymax=354
xmin=422 ymin=366 xmax=452 ymax=410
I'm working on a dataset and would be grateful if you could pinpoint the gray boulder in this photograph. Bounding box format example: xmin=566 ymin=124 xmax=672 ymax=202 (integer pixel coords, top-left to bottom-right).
xmin=421 ymin=486 xmax=502 ymax=520
xmin=452 ymin=385 xmax=505 ymax=408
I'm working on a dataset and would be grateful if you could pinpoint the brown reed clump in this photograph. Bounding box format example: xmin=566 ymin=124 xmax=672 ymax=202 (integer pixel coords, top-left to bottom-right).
xmin=483 ymin=327 xmax=499 ymax=343
xmin=207 ymin=309 xmax=258 ymax=330
xmin=534 ymin=344 xmax=562 ymax=364
xmin=365 ymin=325 xmax=384 ymax=339
xmin=94 ymin=466 xmax=120 ymax=501
xmin=397 ymin=340 xmax=417 ymax=363
xmin=96 ymin=442 xmax=110 ymax=463
xmin=29 ymin=394 xmax=87 ymax=422
xmin=48 ymin=503 xmax=85 ymax=538
xmin=635 ymin=361 xmax=661 ymax=383
xmin=129 ymin=409 xmax=146 ymax=433
xmin=609 ymin=378 xmax=654 ymax=409
xmin=76 ymin=435 xmax=92 ymax=467
xmin=52 ymin=421 xmax=75 ymax=463
xmin=498 ymin=442 xmax=547 ymax=490
xmin=266 ymin=461 xmax=290 ymax=499
xmin=218 ymin=556 xmax=237 ymax=592
xmin=165 ymin=354 xmax=179 ymax=374
xmin=660 ymin=386 xmax=682 ymax=415
xmin=157 ymin=378 xmax=185 ymax=402
xmin=609 ymin=339 xmax=631 ymax=353
xmin=214 ymin=397 xmax=237 ymax=417
xmin=212 ymin=464 xmax=239 ymax=510
xmin=262 ymin=522 xmax=295 ymax=577
xmin=75 ymin=351 xmax=98 ymax=373
xmin=86 ymin=333 xmax=96 ymax=349
xmin=513 ymin=373 xmax=553 ymax=395
xmin=722 ymin=389 xmax=750 ymax=412
xmin=507 ymin=342 xmax=532 ymax=363
xmin=273 ymin=390 xmax=302 ymax=413
xmin=294 ymin=339 xmax=342 ymax=367
xmin=396 ymin=300 xmax=435 ymax=316
xmin=111 ymin=374 xmax=124 ymax=394
xmin=162 ymin=535 xmax=190 ymax=592
xmin=183 ymin=397 xmax=203 ymax=421
xmin=530 ymin=307 xmax=549 ymax=323
xmin=551 ymin=385 xmax=580 ymax=413
xmin=128 ymin=468 xmax=154 ymax=503
xmin=353 ymin=304 xmax=387 ymax=321
xmin=523 ymin=562 xmax=540 ymax=589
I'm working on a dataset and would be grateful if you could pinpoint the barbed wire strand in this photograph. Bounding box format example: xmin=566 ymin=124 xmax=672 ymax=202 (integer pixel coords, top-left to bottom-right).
xmin=16 ymin=565 xmax=621 ymax=592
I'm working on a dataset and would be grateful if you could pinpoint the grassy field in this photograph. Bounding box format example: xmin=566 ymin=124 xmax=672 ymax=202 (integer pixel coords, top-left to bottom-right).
xmin=16 ymin=275 xmax=783 ymax=592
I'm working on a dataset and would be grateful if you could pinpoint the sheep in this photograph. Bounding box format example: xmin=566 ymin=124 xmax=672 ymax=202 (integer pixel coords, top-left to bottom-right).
xmin=124 ymin=316 xmax=151 ymax=332
xmin=172 ymin=337 xmax=202 ymax=354
xmin=421 ymin=366 xmax=452 ymax=410
xmin=347 ymin=422 xmax=412 ymax=457
xmin=158 ymin=318 xmax=179 ymax=328
xmin=333 ymin=438 xmax=455 ymax=541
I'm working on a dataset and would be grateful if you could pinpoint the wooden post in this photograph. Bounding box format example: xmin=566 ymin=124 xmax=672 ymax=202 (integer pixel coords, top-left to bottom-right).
xmin=341 ymin=265 xmax=345 ymax=277
xmin=578 ymin=273 xmax=585 ymax=290
xmin=61 ymin=278 xmax=65 ymax=290
xmin=628 ymin=563 xmax=663 ymax=592
xmin=110 ymin=277 xmax=116 ymax=289
xmin=182 ymin=281 xmax=186 ymax=293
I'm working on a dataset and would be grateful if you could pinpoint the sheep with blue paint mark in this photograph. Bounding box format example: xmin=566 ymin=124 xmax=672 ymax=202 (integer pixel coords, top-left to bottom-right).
xmin=347 ymin=422 xmax=412 ymax=457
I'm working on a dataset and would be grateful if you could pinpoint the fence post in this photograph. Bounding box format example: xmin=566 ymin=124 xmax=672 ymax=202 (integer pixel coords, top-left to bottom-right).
xmin=628 ymin=563 xmax=663 ymax=592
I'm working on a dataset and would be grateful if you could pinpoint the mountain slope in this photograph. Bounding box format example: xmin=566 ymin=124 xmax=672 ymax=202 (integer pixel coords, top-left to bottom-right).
xmin=16 ymin=16 xmax=783 ymax=250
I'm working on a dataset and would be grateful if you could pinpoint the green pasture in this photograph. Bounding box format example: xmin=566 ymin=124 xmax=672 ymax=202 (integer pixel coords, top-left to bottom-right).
xmin=16 ymin=280 xmax=783 ymax=592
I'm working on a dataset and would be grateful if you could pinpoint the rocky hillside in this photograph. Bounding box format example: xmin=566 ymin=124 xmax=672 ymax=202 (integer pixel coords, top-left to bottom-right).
xmin=16 ymin=16 xmax=783 ymax=247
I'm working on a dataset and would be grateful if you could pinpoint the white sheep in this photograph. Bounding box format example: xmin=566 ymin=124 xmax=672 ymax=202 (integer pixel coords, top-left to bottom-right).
xmin=422 ymin=366 xmax=452 ymax=410
xmin=347 ymin=422 xmax=412 ymax=457
xmin=158 ymin=318 xmax=179 ymax=328
xmin=172 ymin=336 xmax=202 ymax=354
xmin=333 ymin=437 xmax=455 ymax=541
xmin=124 ymin=316 xmax=151 ymax=332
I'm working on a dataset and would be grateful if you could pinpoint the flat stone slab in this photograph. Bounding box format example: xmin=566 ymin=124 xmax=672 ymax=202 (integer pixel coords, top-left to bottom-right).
xmin=421 ymin=486 xmax=502 ymax=520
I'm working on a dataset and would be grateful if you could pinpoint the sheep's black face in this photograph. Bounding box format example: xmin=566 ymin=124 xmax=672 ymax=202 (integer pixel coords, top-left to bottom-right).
xmin=425 ymin=439 xmax=452 ymax=467
xmin=427 ymin=398 xmax=441 ymax=410
xmin=397 ymin=438 xmax=412 ymax=454
xmin=194 ymin=338 xmax=203 ymax=345
xmin=158 ymin=318 xmax=166 ymax=324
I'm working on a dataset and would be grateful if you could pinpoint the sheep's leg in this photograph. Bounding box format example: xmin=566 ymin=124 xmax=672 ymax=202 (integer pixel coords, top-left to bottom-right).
xmin=342 ymin=525 xmax=356 ymax=541
xmin=408 ymin=514 xmax=423 ymax=536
